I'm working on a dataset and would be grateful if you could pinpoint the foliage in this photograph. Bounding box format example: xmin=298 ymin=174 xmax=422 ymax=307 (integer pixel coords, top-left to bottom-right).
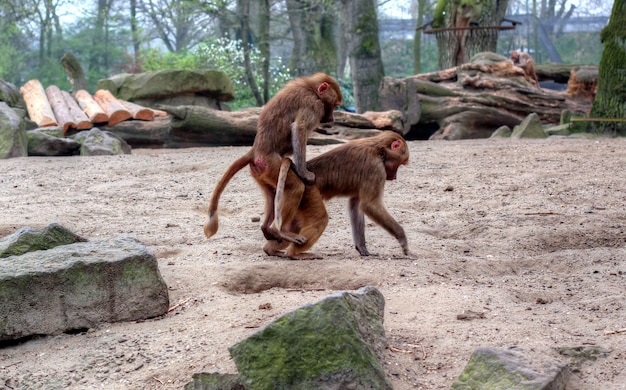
xmin=382 ymin=37 xmax=439 ymax=77
xmin=554 ymin=32 xmax=604 ymax=65
xmin=0 ymin=26 xmax=27 ymax=84
xmin=141 ymin=38 xmax=293 ymax=110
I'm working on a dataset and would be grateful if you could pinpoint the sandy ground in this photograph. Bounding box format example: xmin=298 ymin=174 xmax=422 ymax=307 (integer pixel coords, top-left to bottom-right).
xmin=0 ymin=135 xmax=625 ymax=389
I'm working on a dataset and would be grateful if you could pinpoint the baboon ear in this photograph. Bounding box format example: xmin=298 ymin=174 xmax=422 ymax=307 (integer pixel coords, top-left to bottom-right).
xmin=390 ymin=139 xmax=403 ymax=151
xmin=316 ymin=82 xmax=329 ymax=95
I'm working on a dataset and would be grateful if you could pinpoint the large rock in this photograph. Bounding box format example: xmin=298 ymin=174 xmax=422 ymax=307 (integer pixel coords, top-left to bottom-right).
xmin=97 ymin=69 xmax=235 ymax=108
xmin=185 ymin=373 xmax=245 ymax=390
xmin=512 ymin=113 xmax=548 ymax=139
xmin=27 ymin=127 xmax=81 ymax=156
xmin=0 ymin=235 xmax=169 ymax=341
xmin=0 ymin=78 xmax=24 ymax=108
xmin=0 ymin=223 xmax=87 ymax=258
xmin=0 ymin=102 xmax=27 ymax=159
xmin=229 ymin=286 xmax=392 ymax=390
xmin=451 ymin=347 xmax=569 ymax=390
xmin=71 ymin=127 xmax=132 ymax=155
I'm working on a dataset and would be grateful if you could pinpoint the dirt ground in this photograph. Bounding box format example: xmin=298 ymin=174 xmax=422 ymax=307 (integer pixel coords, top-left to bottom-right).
xmin=1 ymin=135 xmax=625 ymax=389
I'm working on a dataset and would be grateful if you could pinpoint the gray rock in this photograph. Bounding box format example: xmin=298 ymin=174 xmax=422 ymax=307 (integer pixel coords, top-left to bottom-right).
xmin=0 ymin=78 xmax=24 ymax=108
xmin=27 ymin=128 xmax=81 ymax=156
xmin=0 ymin=222 xmax=87 ymax=258
xmin=451 ymin=347 xmax=569 ymax=390
xmin=71 ymin=128 xmax=132 ymax=155
xmin=185 ymin=373 xmax=245 ymax=390
xmin=512 ymin=113 xmax=548 ymax=139
xmin=97 ymin=69 xmax=235 ymax=103
xmin=544 ymin=124 xmax=572 ymax=137
xmin=490 ymin=125 xmax=512 ymax=138
xmin=229 ymin=286 xmax=392 ymax=390
xmin=0 ymin=236 xmax=169 ymax=341
xmin=0 ymin=102 xmax=27 ymax=158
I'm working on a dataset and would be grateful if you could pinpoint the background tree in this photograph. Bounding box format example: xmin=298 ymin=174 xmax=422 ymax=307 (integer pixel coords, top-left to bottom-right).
xmin=0 ymin=2 xmax=30 ymax=83
xmin=139 ymin=0 xmax=215 ymax=53
xmin=238 ymin=0 xmax=263 ymax=106
xmin=286 ymin=0 xmax=338 ymax=76
xmin=340 ymin=0 xmax=384 ymax=112
xmin=590 ymin=0 xmax=626 ymax=134
xmin=432 ymin=0 xmax=509 ymax=68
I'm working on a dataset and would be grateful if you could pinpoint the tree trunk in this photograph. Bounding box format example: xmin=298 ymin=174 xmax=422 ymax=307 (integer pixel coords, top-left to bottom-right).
xmin=434 ymin=0 xmax=509 ymax=69
xmin=238 ymin=0 xmax=263 ymax=106
xmin=413 ymin=0 xmax=427 ymax=74
xmin=60 ymin=53 xmax=87 ymax=94
xmin=130 ymin=0 xmax=141 ymax=70
xmin=286 ymin=0 xmax=337 ymax=76
xmin=258 ymin=0 xmax=270 ymax=103
xmin=340 ymin=0 xmax=384 ymax=112
xmin=590 ymin=0 xmax=626 ymax=135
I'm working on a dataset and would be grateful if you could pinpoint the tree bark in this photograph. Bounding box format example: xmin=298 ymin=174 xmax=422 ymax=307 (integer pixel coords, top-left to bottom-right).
xmin=20 ymin=79 xmax=58 ymax=127
xmin=340 ymin=0 xmax=384 ymax=112
xmin=590 ymin=0 xmax=626 ymax=134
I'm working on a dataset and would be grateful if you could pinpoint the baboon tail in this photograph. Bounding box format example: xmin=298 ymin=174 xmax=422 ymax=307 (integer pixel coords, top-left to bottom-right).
xmin=204 ymin=150 xmax=254 ymax=238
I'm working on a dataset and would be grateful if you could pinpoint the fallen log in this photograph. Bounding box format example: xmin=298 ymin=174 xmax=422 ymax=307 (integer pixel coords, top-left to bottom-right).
xmin=20 ymin=80 xmax=57 ymax=127
xmin=61 ymin=90 xmax=92 ymax=131
xmin=119 ymin=100 xmax=154 ymax=121
xmin=46 ymin=85 xmax=77 ymax=133
xmin=93 ymin=89 xmax=131 ymax=126
xmin=164 ymin=105 xmax=260 ymax=146
xmin=75 ymin=90 xmax=109 ymax=124
xmin=380 ymin=52 xmax=593 ymax=140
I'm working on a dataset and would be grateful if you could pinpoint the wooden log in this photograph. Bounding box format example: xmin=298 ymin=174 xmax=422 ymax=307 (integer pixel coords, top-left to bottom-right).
xmin=45 ymin=85 xmax=76 ymax=133
xmin=20 ymin=79 xmax=58 ymax=127
xmin=75 ymin=89 xmax=109 ymax=124
xmin=118 ymin=100 xmax=154 ymax=121
xmin=93 ymin=89 xmax=131 ymax=126
xmin=61 ymin=90 xmax=92 ymax=130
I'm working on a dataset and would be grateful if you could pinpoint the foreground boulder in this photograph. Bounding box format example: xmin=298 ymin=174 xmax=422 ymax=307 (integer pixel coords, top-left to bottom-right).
xmin=0 ymin=235 xmax=169 ymax=341
xmin=0 ymin=222 xmax=87 ymax=258
xmin=228 ymin=286 xmax=392 ymax=390
xmin=452 ymin=347 xmax=569 ymax=389
xmin=71 ymin=127 xmax=132 ymax=155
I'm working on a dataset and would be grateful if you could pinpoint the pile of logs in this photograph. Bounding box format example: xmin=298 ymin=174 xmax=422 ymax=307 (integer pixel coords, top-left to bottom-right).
xmin=20 ymin=80 xmax=166 ymax=134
